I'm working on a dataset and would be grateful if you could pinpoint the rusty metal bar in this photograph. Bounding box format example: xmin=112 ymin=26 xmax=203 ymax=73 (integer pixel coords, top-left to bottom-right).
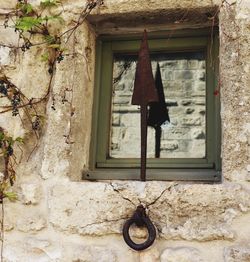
xmin=140 ymin=102 xmax=148 ymax=181
xmin=131 ymin=30 xmax=158 ymax=181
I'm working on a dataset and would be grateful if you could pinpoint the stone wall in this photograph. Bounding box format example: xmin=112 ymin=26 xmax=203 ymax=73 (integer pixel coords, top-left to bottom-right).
xmin=0 ymin=0 xmax=249 ymax=261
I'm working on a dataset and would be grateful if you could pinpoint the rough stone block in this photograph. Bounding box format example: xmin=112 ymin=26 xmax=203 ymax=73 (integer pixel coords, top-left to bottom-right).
xmin=113 ymin=96 xmax=130 ymax=105
xmin=162 ymin=127 xmax=190 ymax=140
xmin=1 ymin=206 xmax=15 ymax=231
xmin=182 ymin=117 xmax=201 ymax=126
xmin=184 ymin=81 xmax=193 ymax=91
xmin=170 ymin=106 xmax=184 ymax=115
xmin=224 ymin=246 xmax=250 ymax=262
xmin=174 ymin=70 xmax=194 ymax=80
xmin=162 ymin=70 xmax=174 ymax=81
xmin=198 ymin=61 xmax=206 ymax=69
xmin=160 ymin=247 xmax=204 ymax=262
xmin=196 ymin=71 xmax=206 ymax=81
xmin=120 ymin=112 xmax=140 ymax=127
xmin=112 ymin=113 xmax=120 ymax=126
xmin=140 ymin=247 xmax=160 ymax=262
xmin=48 ymin=181 xmax=250 ymax=242
xmin=114 ymin=83 xmax=125 ymax=90
xmin=161 ymin=141 xmax=179 ymax=151
xmin=17 ymin=215 xmax=46 ymax=232
xmin=20 ymin=183 xmax=41 ymax=205
xmin=195 ymin=82 xmax=206 ymax=92
xmin=160 ymin=61 xmax=177 ymax=68
xmin=168 ymin=118 xmax=178 ymax=126
xmin=192 ymin=129 xmax=206 ymax=139
xmin=189 ymin=140 xmax=206 ymax=157
xmin=111 ymin=124 xmax=156 ymax=157
xmin=151 ymin=183 xmax=250 ymax=241
xmin=198 ymin=107 xmax=206 ymax=115
xmin=70 ymin=245 xmax=118 ymax=262
xmin=181 ymin=99 xmax=193 ymax=106
xmin=175 ymin=60 xmax=188 ymax=70
xmin=163 ymin=80 xmax=182 ymax=91
xmin=187 ymin=60 xmax=199 ymax=69
xmin=48 ymin=183 xmax=136 ymax=236
xmin=111 ymin=142 xmax=119 ymax=150
xmin=186 ymin=108 xmax=195 ymax=114
xmin=166 ymin=99 xmax=178 ymax=106
xmin=194 ymin=99 xmax=206 ymax=105
xmin=0 ymin=46 xmax=10 ymax=65
xmin=3 ymin=238 xmax=62 ymax=262
xmin=177 ymin=140 xmax=190 ymax=152
xmin=111 ymin=126 xmax=123 ymax=142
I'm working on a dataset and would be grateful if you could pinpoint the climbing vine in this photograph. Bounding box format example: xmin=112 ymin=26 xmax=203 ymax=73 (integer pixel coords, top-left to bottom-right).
xmin=0 ymin=0 xmax=103 ymax=259
xmin=0 ymin=0 xmax=103 ymax=188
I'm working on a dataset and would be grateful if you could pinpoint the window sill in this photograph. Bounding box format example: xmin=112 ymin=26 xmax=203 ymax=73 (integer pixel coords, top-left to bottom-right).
xmin=82 ymin=169 xmax=221 ymax=182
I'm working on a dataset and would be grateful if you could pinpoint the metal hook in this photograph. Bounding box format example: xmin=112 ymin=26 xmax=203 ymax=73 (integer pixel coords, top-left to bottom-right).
xmin=122 ymin=205 xmax=156 ymax=251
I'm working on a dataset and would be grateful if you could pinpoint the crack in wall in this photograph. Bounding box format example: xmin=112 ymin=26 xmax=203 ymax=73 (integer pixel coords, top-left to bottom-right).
xmin=79 ymin=216 xmax=130 ymax=230
xmin=109 ymin=182 xmax=178 ymax=236
xmin=146 ymin=183 xmax=178 ymax=208
xmin=109 ymin=182 xmax=137 ymax=207
xmin=109 ymin=182 xmax=178 ymax=210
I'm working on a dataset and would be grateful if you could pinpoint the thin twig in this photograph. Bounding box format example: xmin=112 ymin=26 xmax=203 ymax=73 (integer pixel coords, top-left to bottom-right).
xmin=0 ymin=201 xmax=4 ymax=262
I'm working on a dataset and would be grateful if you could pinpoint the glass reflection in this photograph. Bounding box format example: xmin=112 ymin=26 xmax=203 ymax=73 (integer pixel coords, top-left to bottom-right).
xmin=110 ymin=52 xmax=206 ymax=159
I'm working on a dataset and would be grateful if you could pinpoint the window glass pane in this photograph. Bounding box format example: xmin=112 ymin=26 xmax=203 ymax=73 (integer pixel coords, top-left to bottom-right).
xmin=110 ymin=52 xmax=206 ymax=159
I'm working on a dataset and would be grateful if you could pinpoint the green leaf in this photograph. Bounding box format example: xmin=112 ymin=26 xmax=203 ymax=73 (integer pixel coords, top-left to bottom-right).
xmin=0 ymin=132 xmax=4 ymax=142
xmin=40 ymin=0 xmax=60 ymax=8
xmin=6 ymin=136 xmax=14 ymax=146
xmin=16 ymin=3 xmax=33 ymax=14
xmin=4 ymin=191 xmax=18 ymax=201
xmin=22 ymin=3 xmax=34 ymax=14
xmin=15 ymin=17 xmax=43 ymax=31
xmin=44 ymin=35 xmax=55 ymax=44
xmin=15 ymin=137 xmax=24 ymax=143
xmin=41 ymin=53 xmax=49 ymax=62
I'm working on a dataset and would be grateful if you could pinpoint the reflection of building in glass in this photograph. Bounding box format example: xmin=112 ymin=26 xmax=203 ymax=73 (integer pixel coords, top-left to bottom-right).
xmin=110 ymin=52 xmax=206 ymax=159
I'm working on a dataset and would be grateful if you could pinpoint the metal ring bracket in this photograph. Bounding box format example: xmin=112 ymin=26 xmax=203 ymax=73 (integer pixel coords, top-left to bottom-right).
xmin=122 ymin=205 xmax=156 ymax=251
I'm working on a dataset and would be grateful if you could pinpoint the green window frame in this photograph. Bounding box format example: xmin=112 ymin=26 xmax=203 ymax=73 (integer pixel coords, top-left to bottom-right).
xmin=85 ymin=29 xmax=221 ymax=181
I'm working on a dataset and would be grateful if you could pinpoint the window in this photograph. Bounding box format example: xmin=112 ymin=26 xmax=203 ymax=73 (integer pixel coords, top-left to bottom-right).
xmin=85 ymin=29 xmax=221 ymax=181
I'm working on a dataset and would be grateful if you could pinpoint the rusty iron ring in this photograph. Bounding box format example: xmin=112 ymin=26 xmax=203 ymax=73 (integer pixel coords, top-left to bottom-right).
xmin=122 ymin=205 xmax=156 ymax=251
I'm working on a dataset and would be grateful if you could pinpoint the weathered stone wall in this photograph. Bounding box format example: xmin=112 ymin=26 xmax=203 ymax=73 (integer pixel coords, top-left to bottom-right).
xmin=0 ymin=0 xmax=249 ymax=261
